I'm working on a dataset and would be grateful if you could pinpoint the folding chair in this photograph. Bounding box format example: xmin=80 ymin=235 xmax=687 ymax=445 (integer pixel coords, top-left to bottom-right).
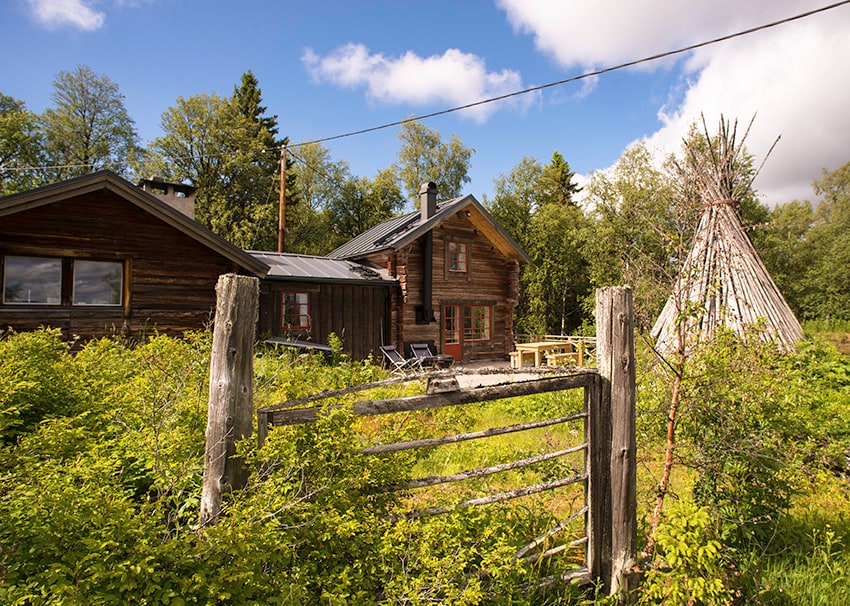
xmin=410 ymin=342 xmax=438 ymax=368
xmin=379 ymin=345 xmax=421 ymax=374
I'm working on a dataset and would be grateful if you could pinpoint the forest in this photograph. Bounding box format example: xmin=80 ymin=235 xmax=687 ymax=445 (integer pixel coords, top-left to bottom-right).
xmin=2 ymin=66 xmax=850 ymax=604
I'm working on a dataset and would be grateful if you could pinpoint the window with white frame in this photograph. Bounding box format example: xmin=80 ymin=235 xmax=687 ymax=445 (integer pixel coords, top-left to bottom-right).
xmin=447 ymin=241 xmax=468 ymax=273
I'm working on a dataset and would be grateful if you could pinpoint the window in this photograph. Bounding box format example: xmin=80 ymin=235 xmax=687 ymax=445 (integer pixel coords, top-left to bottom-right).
xmin=444 ymin=304 xmax=460 ymax=344
xmin=2 ymin=256 xmax=123 ymax=306
xmin=3 ymin=256 xmax=61 ymax=304
xmin=447 ymin=241 xmax=468 ymax=273
xmin=73 ymin=260 xmax=123 ymax=305
xmin=281 ymin=291 xmax=310 ymax=330
xmin=463 ymin=305 xmax=491 ymax=341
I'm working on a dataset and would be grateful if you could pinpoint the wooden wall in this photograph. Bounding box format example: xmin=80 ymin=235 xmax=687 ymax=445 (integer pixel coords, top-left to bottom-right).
xmin=258 ymin=280 xmax=390 ymax=361
xmin=0 ymin=190 xmax=242 ymax=341
xmin=366 ymin=213 xmax=520 ymax=363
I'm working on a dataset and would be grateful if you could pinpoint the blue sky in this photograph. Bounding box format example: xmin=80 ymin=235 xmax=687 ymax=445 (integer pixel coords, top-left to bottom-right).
xmin=3 ymin=0 xmax=850 ymax=207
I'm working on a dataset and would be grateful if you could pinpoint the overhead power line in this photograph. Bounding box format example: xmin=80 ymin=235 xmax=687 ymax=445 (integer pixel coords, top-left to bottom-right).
xmin=288 ymin=0 xmax=850 ymax=149
xmin=5 ymin=0 xmax=849 ymax=174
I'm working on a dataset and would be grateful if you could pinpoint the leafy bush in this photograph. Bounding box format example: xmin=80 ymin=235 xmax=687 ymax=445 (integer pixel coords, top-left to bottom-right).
xmin=0 ymin=329 xmax=78 ymax=443
xmin=639 ymin=501 xmax=731 ymax=605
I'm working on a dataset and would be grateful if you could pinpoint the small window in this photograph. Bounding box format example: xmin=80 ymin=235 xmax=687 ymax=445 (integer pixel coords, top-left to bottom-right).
xmin=463 ymin=305 xmax=491 ymax=341
xmin=447 ymin=241 xmax=468 ymax=273
xmin=3 ymin=256 xmax=62 ymax=304
xmin=73 ymin=260 xmax=123 ymax=306
xmin=281 ymin=291 xmax=310 ymax=330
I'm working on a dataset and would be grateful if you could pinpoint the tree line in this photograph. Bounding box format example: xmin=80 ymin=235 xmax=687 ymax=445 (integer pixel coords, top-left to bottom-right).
xmin=2 ymin=65 xmax=849 ymax=331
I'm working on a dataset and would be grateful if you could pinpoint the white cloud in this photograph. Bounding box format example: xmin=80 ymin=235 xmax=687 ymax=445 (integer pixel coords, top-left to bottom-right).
xmin=302 ymin=43 xmax=536 ymax=123
xmin=27 ymin=0 xmax=105 ymax=31
xmin=498 ymin=0 xmax=850 ymax=205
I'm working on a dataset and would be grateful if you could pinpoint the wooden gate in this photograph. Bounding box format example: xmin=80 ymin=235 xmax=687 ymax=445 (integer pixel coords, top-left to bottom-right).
xmin=254 ymin=286 xmax=636 ymax=598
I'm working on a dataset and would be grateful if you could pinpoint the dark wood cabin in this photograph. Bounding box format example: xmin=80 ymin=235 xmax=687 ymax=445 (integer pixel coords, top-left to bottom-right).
xmin=251 ymin=252 xmax=394 ymax=361
xmin=328 ymin=183 xmax=529 ymax=363
xmin=0 ymin=171 xmax=268 ymax=342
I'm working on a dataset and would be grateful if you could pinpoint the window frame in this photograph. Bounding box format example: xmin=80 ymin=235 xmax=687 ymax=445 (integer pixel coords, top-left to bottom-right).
xmin=462 ymin=305 xmax=491 ymax=342
xmin=280 ymin=290 xmax=311 ymax=331
xmin=2 ymin=255 xmax=63 ymax=305
xmin=1 ymin=255 xmax=125 ymax=307
xmin=72 ymin=259 xmax=124 ymax=306
xmin=446 ymin=240 xmax=469 ymax=274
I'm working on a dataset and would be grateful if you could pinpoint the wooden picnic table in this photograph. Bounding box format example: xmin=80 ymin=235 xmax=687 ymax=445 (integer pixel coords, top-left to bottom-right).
xmin=512 ymin=340 xmax=574 ymax=367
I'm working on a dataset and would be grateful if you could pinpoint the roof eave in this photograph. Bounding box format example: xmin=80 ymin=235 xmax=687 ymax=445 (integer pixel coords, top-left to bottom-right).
xmin=0 ymin=171 xmax=270 ymax=278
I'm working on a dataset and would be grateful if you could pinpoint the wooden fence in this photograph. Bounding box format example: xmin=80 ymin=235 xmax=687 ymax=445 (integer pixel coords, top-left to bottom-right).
xmin=203 ymin=280 xmax=636 ymax=600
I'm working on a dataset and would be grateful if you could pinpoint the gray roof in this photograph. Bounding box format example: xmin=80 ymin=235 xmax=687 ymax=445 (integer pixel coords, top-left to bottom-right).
xmin=327 ymin=195 xmax=529 ymax=263
xmin=0 ymin=170 xmax=270 ymax=277
xmin=249 ymin=251 xmax=396 ymax=286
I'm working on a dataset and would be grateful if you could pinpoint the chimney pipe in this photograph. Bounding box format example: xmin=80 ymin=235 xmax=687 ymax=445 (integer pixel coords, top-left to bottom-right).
xmin=416 ymin=182 xmax=438 ymax=325
xmin=420 ymin=181 xmax=437 ymax=222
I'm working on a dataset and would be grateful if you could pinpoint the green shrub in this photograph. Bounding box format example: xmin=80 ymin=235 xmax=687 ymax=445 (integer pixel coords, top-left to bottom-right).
xmin=639 ymin=501 xmax=731 ymax=605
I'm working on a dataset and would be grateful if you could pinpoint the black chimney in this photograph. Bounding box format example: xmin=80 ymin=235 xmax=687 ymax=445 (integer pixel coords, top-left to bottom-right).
xmin=416 ymin=182 xmax=438 ymax=324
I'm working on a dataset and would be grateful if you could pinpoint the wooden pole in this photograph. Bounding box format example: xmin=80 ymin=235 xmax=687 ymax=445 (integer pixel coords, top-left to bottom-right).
xmin=278 ymin=144 xmax=287 ymax=253
xmin=596 ymin=286 xmax=636 ymax=601
xmin=200 ymin=273 xmax=259 ymax=527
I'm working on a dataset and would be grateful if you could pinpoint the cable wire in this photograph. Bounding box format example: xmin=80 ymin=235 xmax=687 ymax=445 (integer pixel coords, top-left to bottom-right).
xmin=5 ymin=1 xmax=848 ymax=174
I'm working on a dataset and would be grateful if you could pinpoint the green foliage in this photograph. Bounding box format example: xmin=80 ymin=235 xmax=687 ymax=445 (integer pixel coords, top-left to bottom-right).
xmin=639 ymin=501 xmax=731 ymax=605
xmin=40 ymin=65 xmax=140 ymax=180
xmin=0 ymin=329 xmax=76 ymax=443
xmin=5 ymin=331 xmax=587 ymax=604
xmin=0 ymin=93 xmax=47 ymax=195
xmin=148 ymin=74 xmax=282 ymax=249
xmin=394 ymin=120 xmax=473 ymax=205
xmin=679 ymin=332 xmax=800 ymax=549
xmin=487 ymin=152 xmax=589 ymax=335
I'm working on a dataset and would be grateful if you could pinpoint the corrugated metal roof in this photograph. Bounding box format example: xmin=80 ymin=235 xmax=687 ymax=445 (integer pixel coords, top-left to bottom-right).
xmin=248 ymin=251 xmax=396 ymax=285
xmin=327 ymin=196 xmax=469 ymax=259
xmin=326 ymin=194 xmax=530 ymax=264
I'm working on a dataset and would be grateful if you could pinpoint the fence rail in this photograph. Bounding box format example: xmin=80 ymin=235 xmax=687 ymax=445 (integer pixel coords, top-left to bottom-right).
xmin=259 ymin=366 xmax=599 ymax=587
xmin=206 ymin=279 xmax=635 ymax=602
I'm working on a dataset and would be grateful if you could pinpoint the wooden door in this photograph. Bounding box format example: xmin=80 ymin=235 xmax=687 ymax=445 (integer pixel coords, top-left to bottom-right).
xmin=443 ymin=304 xmax=462 ymax=361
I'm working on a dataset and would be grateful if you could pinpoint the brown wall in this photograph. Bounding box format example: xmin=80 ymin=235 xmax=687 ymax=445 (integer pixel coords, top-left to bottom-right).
xmin=0 ymin=190 xmax=241 ymax=341
xmin=365 ymin=213 xmax=520 ymax=363
xmin=258 ymin=280 xmax=390 ymax=361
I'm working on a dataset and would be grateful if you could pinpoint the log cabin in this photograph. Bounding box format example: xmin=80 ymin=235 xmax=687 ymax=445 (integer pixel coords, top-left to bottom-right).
xmin=1 ymin=174 xmax=528 ymax=364
xmin=0 ymin=171 xmax=269 ymax=341
xmin=327 ymin=182 xmax=529 ymax=364
xmin=250 ymin=251 xmax=395 ymax=361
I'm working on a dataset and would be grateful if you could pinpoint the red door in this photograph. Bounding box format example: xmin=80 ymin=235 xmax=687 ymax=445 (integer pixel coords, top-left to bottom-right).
xmin=443 ymin=304 xmax=462 ymax=361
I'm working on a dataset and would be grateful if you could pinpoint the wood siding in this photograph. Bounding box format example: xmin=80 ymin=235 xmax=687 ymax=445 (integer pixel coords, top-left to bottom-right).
xmin=258 ymin=281 xmax=390 ymax=361
xmin=0 ymin=190 xmax=241 ymax=341
xmin=365 ymin=213 xmax=520 ymax=363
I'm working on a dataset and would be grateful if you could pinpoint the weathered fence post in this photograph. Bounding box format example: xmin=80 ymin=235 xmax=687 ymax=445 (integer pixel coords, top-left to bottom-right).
xmin=596 ymin=286 xmax=637 ymax=601
xmin=200 ymin=273 xmax=259 ymax=527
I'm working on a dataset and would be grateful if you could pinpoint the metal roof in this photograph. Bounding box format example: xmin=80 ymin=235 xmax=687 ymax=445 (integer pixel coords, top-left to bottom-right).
xmin=248 ymin=251 xmax=396 ymax=286
xmin=326 ymin=194 xmax=528 ymax=263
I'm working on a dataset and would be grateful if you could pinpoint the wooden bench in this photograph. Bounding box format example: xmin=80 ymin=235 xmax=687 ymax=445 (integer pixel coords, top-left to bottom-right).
xmin=546 ymin=351 xmax=580 ymax=367
xmin=510 ymin=350 xmax=537 ymax=368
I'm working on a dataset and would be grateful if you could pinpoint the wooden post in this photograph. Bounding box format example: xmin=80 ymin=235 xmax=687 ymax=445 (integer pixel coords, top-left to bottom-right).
xmin=596 ymin=286 xmax=636 ymax=601
xmin=200 ymin=273 xmax=259 ymax=527
xmin=278 ymin=145 xmax=287 ymax=253
xmin=585 ymin=363 xmax=610 ymax=582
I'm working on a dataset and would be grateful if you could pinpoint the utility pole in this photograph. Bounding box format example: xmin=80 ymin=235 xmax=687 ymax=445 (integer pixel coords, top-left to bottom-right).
xmin=278 ymin=144 xmax=287 ymax=253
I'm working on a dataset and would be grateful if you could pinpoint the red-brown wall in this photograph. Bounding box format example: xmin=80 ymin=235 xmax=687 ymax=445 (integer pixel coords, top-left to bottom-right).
xmin=0 ymin=190 xmax=242 ymax=341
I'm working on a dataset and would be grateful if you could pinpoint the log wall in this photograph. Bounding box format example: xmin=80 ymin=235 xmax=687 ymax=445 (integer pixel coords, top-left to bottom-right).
xmin=0 ymin=190 xmax=241 ymax=341
xmin=258 ymin=280 xmax=390 ymax=361
xmin=366 ymin=213 xmax=521 ymax=362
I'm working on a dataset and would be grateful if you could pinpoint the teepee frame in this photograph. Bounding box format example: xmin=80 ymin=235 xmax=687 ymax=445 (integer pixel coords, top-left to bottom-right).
xmin=651 ymin=116 xmax=802 ymax=354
